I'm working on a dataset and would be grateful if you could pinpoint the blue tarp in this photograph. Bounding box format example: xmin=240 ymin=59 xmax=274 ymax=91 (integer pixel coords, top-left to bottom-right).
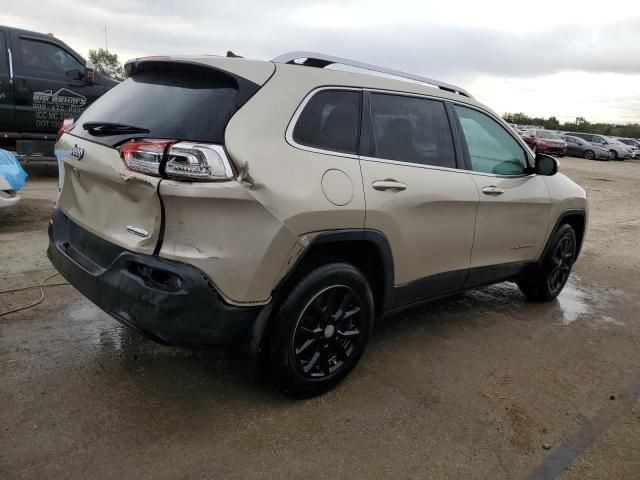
xmin=0 ymin=149 xmax=28 ymax=191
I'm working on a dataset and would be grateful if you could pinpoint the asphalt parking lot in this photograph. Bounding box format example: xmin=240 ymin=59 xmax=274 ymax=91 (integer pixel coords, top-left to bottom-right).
xmin=2 ymin=157 xmax=640 ymax=479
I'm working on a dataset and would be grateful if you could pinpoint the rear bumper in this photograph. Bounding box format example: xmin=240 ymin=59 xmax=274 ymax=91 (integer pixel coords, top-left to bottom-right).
xmin=47 ymin=207 xmax=262 ymax=348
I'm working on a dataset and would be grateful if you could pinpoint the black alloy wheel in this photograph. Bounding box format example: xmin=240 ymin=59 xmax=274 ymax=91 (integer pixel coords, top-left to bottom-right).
xmin=517 ymin=224 xmax=577 ymax=302
xmin=291 ymin=285 xmax=363 ymax=379
xmin=267 ymin=261 xmax=374 ymax=397
xmin=548 ymin=234 xmax=575 ymax=295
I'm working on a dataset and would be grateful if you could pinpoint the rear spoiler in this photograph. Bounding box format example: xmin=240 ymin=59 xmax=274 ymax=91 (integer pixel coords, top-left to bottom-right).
xmin=124 ymin=56 xmax=275 ymax=87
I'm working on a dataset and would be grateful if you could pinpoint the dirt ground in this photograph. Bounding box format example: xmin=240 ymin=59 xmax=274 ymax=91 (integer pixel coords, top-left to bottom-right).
xmin=1 ymin=158 xmax=639 ymax=479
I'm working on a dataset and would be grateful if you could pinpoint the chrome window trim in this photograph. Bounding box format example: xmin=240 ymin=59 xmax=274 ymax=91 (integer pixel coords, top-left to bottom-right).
xmin=359 ymin=155 xmax=534 ymax=179
xmin=286 ymin=85 xmax=536 ymax=179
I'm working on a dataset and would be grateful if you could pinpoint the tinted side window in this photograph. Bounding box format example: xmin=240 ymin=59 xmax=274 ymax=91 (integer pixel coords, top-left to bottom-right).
xmin=19 ymin=39 xmax=84 ymax=78
xmin=292 ymin=90 xmax=361 ymax=154
xmin=369 ymin=93 xmax=455 ymax=168
xmin=455 ymin=105 xmax=527 ymax=176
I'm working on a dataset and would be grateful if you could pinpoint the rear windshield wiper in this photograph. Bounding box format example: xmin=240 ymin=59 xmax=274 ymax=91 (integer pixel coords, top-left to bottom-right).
xmin=82 ymin=121 xmax=150 ymax=136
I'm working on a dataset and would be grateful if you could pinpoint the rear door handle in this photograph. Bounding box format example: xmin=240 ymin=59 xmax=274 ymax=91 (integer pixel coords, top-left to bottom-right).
xmin=372 ymin=180 xmax=407 ymax=192
xmin=481 ymin=185 xmax=504 ymax=196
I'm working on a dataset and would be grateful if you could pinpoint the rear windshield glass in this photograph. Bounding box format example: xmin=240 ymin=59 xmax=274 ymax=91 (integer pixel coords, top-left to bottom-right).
xmin=71 ymin=63 xmax=252 ymax=145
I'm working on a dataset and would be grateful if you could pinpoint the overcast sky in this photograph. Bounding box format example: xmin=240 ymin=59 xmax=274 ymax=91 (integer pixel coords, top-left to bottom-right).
xmin=2 ymin=0 xmax=639 ymax=123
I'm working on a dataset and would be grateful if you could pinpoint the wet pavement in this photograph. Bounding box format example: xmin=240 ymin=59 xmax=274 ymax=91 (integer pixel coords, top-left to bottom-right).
xmin=2 ymin=158 xmax=640 ymax=479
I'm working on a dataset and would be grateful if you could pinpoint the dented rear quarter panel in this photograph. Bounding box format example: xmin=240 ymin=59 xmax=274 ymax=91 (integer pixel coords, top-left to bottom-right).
xmin=157 ymin=179 xmax=299 ymax=304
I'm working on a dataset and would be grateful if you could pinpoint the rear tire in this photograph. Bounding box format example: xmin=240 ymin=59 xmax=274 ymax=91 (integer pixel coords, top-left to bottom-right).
xmin=517 ymin=224 xmax=576 ymax=302
xmin=268 ymin=262 xmax=374 ymax=397
xmin=583 ymin=150 xmax=595 ymax=160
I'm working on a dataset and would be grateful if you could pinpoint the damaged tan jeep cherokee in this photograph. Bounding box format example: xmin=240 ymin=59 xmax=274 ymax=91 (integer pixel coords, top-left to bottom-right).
xmin=49 ymin=52 xmax=587 ymax=396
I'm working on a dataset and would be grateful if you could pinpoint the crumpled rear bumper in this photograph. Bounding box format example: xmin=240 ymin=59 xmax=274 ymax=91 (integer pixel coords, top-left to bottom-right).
xmin=47 ymin=206 xmax=262 ymax=348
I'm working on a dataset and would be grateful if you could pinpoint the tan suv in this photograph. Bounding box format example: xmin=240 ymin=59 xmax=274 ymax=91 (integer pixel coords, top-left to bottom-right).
xmin=49 ymin=52 xmax=588 ymax=396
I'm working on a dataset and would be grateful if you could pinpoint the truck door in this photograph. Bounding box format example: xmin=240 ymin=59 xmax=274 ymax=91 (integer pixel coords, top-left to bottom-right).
xmin=0 ymin=31 xmax=14 ymax=132
xmin=11 ymin=33 xmax=103 ymax=134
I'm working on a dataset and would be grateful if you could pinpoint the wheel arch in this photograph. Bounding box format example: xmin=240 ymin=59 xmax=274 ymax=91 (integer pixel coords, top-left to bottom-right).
xmin=278 ymin=229 xmax=396 ymax=314
xmin=539 ymin=209 xmax=586 ymax=264
xmin=244 ymin=229 xmax=396 ymax=357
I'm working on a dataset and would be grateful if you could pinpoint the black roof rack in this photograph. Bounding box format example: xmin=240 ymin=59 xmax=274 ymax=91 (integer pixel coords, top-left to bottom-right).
xmin=271 ymin=51 xmax=472 ymax=98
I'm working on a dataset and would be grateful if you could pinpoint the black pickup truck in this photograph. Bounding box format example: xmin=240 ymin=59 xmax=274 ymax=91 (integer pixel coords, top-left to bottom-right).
xmin=0 ymin=26 xmax=118 ymax=161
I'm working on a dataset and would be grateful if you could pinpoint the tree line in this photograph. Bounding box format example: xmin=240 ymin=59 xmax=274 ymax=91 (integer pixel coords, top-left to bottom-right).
xmin=503 ymin=112 xmax=640 ymax=139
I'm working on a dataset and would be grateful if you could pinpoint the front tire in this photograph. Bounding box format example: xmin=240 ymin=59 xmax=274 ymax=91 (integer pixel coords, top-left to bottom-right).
xmin=583 ymin=150 xmax=595 ymax=160
xmin=610 ymin=150 xmax=618 ymax=160
xmin=517 ymin=224 xmax=577 ymax=302
xmin=268 ymin=262 xmax=374 ymax=397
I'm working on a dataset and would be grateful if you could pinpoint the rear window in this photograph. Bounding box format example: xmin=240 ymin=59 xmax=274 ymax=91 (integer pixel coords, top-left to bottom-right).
xmin=370 ymin=93 xmax=456 ymax=168
xmin=292 ymin=89 xmax=361 ymax=155
xmin=71 ymin=63 xmax=257 ymax=145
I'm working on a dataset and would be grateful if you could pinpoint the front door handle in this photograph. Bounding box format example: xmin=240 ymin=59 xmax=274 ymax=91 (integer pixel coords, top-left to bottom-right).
xmin=372 ymin=179 xmax=407 ymax=192
xmin=482 ymin=185 xmax=504 ymax=196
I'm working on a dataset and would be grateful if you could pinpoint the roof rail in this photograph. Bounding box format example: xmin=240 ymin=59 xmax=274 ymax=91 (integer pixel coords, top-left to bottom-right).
xmin=271 ymin=51 xmax=472 ymax=98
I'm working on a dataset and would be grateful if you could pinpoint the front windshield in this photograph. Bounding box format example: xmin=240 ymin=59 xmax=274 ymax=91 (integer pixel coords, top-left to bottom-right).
xmin=537 ymin=130 xmax=560 ymax=139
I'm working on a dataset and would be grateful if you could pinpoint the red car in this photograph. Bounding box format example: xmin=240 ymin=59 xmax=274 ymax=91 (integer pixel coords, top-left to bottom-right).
xmin=523 ymin=129 xmax=567 ymax=156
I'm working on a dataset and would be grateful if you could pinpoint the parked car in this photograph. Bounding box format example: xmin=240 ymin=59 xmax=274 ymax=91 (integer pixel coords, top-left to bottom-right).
xmin=49 ymin=52 xmax=588 ymax=396
xmin=522 ymin=129 xmax=567 ymax=156
xmin=614 ymin=138 xmax=640 ymax=158
xmin=563 ymin=132 xmax=632 ymax=160
xmin=0 ymin=26 xmax=119 ymax=161
xmin=560 ymin=135 xmax=611 ymax=160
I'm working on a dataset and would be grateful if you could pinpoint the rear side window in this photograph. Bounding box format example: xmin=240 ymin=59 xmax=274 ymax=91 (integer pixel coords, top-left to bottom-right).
xmin=455 ymin=105 xmax=527 ymax=176
xmin=292 ymin=89 xmax=361 ymax=154
xmin=369 ymin=93 xmax=456 ymax=168
xmin=72 ymin=63 xmax=256 ymax=145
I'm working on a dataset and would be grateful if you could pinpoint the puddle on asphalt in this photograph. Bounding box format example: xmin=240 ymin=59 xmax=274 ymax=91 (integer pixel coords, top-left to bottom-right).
xmin=555 ymin=275 xmax=626 ymax=326
xmin=48 ymin=274 xmax=627 ymax=366
xmin=391 ymin=274 xmax=628 ymax=330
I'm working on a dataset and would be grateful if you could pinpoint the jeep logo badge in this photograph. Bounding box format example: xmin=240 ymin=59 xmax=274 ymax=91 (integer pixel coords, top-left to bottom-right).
xmin=71 ymin=145 xmax=84 ymax=160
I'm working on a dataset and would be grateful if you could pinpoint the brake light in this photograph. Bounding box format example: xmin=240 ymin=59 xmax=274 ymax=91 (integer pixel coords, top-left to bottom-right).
xmin=119 ymin=140 xmax=235 ymax=180
xmin=57 ymin=118 xmax=74 ymax=141
xmin=165 ymin=142 xmax=234 ymax=181
xmin=120 ymin=139 xmax=173 ymax=176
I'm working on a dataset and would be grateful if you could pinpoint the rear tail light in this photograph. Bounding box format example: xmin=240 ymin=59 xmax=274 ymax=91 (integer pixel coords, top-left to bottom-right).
xmin=165 ymin=142 xmax=234 ymax=181
xmin=57 ymin=118 xmax=74 ymax=141
xmin=119 ymin=140 xmax=234 ymax=181
xmin=120 ymin=139 xmax=173 ymax=176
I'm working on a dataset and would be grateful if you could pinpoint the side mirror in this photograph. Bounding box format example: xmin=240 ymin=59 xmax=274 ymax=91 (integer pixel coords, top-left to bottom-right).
xmin=66 ymin=69 xmax=83 ymax=81
xmin=85 ymin=66 xmax=97 ymax=85
xmin=534 ymin=154 xmax=558 ymax=176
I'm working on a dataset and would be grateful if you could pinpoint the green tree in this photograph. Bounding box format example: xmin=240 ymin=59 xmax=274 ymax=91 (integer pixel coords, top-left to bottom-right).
xmin=546 ymin=116 xmax=560 ymax=130
xmin=88 ymin=48 xmax=126 ymax=80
